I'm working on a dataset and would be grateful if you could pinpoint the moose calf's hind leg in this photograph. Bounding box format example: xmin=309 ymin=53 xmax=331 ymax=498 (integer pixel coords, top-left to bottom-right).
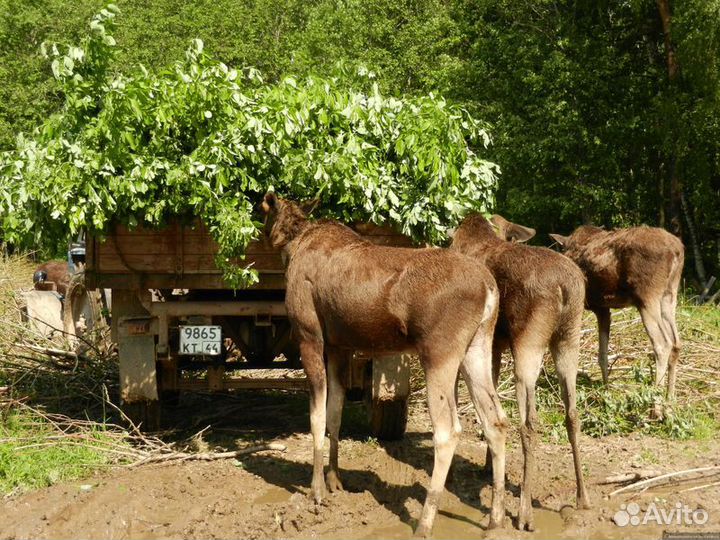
xmin=639 ymin=302 xmax=672 ymax=419
xmin=661 ymin=293 xmax=681 ymax=401
xmin=301 ymin=341 xmax=328 ymax=504
xmin=481 ymin=344 xmax=504 ymax=474
xmin=325 ymin=350 xmax=347 ymax=493
xmin=595 ymin=308 xmax=611 ymax=385
xmin=414 ymin=366 xmax=462 ymax=538
xmin=461 ymin=358 xmax=508 ymax=528
xmin=552 ymin=339 xmax=591 ymax=510
xmin=514 ymin=377 xmax=539 ymax=531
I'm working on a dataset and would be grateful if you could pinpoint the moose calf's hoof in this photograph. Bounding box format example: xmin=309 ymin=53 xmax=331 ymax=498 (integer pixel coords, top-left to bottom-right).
xmin=650 ymin=404 xmax=666 ymax=421
xmin=310 ymin=482 xmax=327 ymax=505
xmin=412 ymin=524 xmax=432 ymax=538
xmin=518 ymin=515 xmax=535 ymax=532
xmin=488 ymin=516 xmax=503 ymax=530
xmin=325 ymin=471 xmax=344 ymax=493
xmin=518 ymin=499 xmax=535 ymax=531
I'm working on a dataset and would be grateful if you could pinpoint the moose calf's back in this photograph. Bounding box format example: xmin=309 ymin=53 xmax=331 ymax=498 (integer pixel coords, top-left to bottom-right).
xmin=452 ymin=214 xmax=585 ymax=339
xmin=286 ymin=221 xmax=498 ymax=354
xmin=559 ymin=226 xmax=684 ymax=309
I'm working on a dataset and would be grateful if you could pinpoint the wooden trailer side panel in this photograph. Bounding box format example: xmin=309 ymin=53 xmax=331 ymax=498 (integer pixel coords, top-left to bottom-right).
xmin=86 ymin=220 xmax=414 ymax=290
xmin=86 ymin=221 xmax=284 ymax=290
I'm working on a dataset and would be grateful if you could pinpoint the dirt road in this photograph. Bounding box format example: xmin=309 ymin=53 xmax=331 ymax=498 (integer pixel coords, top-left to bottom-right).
xmin=1 ymin=392 xmax=718 ymax=539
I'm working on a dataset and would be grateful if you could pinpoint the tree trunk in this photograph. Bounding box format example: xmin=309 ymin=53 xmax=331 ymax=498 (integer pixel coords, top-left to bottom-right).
xmin=658 ymin=156 xmax=665 ymax=228
xmin=656 ymin=0 xmax=684 ymax=237
xmin=656 ymin=0 xmax=680 ymax=81
xmin=680 ymin=191 xmax=707 ymax=285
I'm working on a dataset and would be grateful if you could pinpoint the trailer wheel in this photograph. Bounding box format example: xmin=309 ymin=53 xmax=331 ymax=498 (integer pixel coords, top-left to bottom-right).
xmin=363 ymin=355 xmax=410 ymax=440
xmin=365 ymin=394 xmax=409 ymax=441
xmin=121 ymin=400 xmax=161 ymax=431
xmin=63 ymin=272 xmax=105 ymax=342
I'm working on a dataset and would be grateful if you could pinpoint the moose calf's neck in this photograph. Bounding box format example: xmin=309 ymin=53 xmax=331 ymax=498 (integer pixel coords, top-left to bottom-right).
xmin=451 ymin=214 xmax=506 ymax=261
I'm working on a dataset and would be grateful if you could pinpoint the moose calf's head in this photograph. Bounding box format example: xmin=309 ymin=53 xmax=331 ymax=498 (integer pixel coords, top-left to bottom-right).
xmin=261 ymin=192 xmax=319 ymax=250
xmin=452 ymin=213 xmax=536 ymax=250
xmin=550 ymin=225 xmax=603 ymax=251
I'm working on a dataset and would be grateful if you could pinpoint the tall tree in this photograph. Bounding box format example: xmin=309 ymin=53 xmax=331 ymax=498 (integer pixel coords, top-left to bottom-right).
xmin=657 ymin=0 xmax=707 ymax=284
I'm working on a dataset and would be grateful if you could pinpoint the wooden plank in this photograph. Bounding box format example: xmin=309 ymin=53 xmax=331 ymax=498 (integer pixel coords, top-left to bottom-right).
xmin=118 ymin=334 xmax=158 ymax=402
xmin=87 ymin=218 xmax=413 ymax=290
xmin=206 ymin=365 xmax=226 ymax=391
xmin=97 ymin=252 xmax=178 ymax=273
xmin=363 ymin=236 xmax=414 ymax=247
xmin=110 ymin=222 xmax=210 ymax=237
xmin=97 ymin=234 xmax=278 ymax=255
xmin=97 ymin=235 xmax=219 ymax=255
xmin=90 ymin=272 xmax=286 ymax=291
xmin=148 ymin=300 xmax=287 ymax=317
xmin=95 ymin=252 xmax=283 ymax=274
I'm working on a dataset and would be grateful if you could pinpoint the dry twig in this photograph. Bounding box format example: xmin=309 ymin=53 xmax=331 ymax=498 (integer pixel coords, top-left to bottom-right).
xmin=609 ymin=466 xmax=720 ymax=497
xmin=598 ymin=470 xmax=663 ymax=485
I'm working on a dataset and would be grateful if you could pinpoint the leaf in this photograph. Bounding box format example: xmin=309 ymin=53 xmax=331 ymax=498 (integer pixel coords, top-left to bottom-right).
xmin=51 ymin=59 xmax=61 ymax=79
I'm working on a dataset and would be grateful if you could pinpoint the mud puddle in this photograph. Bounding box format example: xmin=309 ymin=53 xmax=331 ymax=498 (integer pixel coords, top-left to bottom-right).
xmin=1 ymin=393 xmax=719 ymax=539
xmin=346 ymin=504 xmax=564 ymax=540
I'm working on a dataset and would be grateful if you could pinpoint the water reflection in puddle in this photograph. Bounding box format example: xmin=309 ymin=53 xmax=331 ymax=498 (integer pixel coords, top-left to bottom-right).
xmin=336 ymin=499 xmax=566 ymax=539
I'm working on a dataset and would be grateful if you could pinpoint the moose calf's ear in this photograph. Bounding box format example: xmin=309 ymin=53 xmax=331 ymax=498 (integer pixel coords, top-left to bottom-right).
xmin=262 ymin=192 xmax=278 ymax=213
xmin=549 ymin=233 xmax=569 ymax=247
xmin=490 ymin=214 xmax=536 ymax=243
xmin=508 ymin=223 xmax=536 ymax=243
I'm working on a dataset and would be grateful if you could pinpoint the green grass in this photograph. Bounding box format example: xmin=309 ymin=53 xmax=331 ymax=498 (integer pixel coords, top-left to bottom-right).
xmin=535 ymin=367 xmax=718 ymax=442
xmin=0 ymin=408 xmax=125 ymax=495
xmin=678 ymin=302 xmax=720 ymax=332
xmin=530 ymin=298 xmax=720 ymax=443
xmin=486 ymin=298 xmax=720 ymax=444
xmin=0 ymin=254 xmax=127 ymax=495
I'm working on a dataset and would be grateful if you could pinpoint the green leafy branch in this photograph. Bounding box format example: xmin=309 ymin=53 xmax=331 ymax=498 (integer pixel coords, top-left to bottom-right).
xmin=1 ymin=6 xmax=498 ymax=287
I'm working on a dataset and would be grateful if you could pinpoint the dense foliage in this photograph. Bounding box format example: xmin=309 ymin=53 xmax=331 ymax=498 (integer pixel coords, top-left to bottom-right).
xmin=0 ymin=7 xmax=497 ymax=286
xmin=1 ymin=0 xmax=719 ymax=282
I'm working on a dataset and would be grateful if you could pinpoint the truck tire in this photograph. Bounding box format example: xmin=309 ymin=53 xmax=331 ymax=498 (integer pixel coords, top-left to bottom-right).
xmin=361 ymin=355 xmax=410 ymax=440
xmin=63 ymin=272 xmax=104 ymax=341
xmin=121 ymin=400 xmax=161 ymax=431
xmin=365 ymin=393 xmax=409 ymax=441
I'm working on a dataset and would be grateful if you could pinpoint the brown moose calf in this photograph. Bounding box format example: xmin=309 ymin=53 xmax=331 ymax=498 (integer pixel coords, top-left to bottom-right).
xmin=550 ymin=226 xmax=684 ymax=404
xmin=451 ymin=214 xmax=590 ymax=531
xmin=33 ymin=260 xmax=70 ymax=296
xmin=262 ymin=193 xmax=508 ymax=536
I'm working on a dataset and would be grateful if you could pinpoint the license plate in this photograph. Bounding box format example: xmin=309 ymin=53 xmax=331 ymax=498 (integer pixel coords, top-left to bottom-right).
xmin=178 ymin=325 xmax=222 ymax=355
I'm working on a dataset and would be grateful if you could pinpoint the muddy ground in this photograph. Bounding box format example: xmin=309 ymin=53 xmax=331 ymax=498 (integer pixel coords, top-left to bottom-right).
xmin=1 ymin=390 xmax=719 ymax=540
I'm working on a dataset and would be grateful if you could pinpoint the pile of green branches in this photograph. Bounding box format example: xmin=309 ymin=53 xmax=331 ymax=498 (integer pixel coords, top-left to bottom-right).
xmin=0 ymin=5 xmax=498 ymax=287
